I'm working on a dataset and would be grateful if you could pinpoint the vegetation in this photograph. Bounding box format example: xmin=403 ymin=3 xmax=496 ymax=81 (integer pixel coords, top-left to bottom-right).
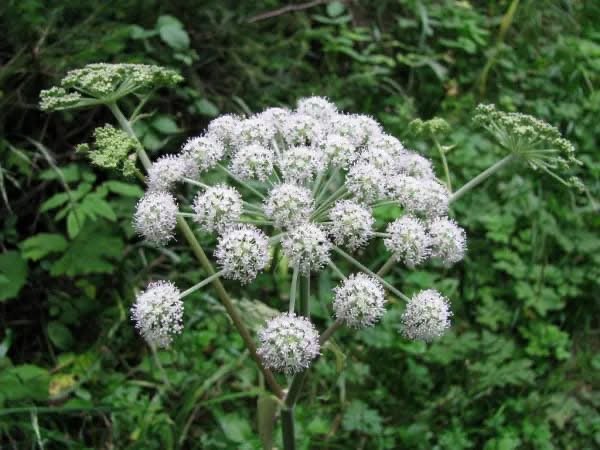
xmin=1 ymin=1 xmax=598 ymax=449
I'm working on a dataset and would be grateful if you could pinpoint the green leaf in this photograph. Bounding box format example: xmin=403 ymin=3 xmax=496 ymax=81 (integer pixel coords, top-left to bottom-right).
xmin=342 ymin=400 xmax=382 ymax=435
xmin=50 ymin=224 xmax=124 ymax=277
xmin=47 ymin=321 xmax=74 ymax=350
xmin=103 ymin=181 xmax=143 ymax=197
xmin=67 ymin=208 xmax=86 ymax=238
xmin=195 ymin=98 xmax=219 ymax=117
xmin=151 ymin=115 xmax=180 ymax=134
xmin=0 ymin=251 xmax=27 ymax=302
xmin=0 ymin=364 xmax=50 ymax=403
xmin=40 ymin=192 xmax=70 ymax=212
xmin=157 ymin=15 xmax=190 ymax=50
xmin=20 ymin=233 xmax=68 ymax=261
xmin=80 ymin=194 xmax=117 ymax=221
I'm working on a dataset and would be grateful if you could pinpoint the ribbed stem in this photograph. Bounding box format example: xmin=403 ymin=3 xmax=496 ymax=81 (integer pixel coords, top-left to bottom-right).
xmin=299 ymin=274 xmax=310 ymax=317
xmin=377 ymin=257 xmax=396 ymax=278
xmin=319 ymin=319 xmax=343 ymax=344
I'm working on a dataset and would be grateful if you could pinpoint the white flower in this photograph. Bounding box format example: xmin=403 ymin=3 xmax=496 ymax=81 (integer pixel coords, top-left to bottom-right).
xmin=215 ymin=225 xmax=270 ymax=283
xmin=230 ymin=144 xmax=274 ymax=181
xmin=233 ymin=117 xmax=276 ymax=148
xmin=257 ymin=313 xmax=320 ymax=374
xmin=367 ymin=134 xmax=407 ymax=159
xmin=333 ymin=273 xmax=386 ymax=328
xmin=181 ymin=135 xmax=224 ymax=172
xmin=402 ymin=289 xmax=452 ymax=341
xmin=206 ymin=114 xmax=242 ymax=149
xmin=428 ymin=217 xmax=467 ymax=266
xmin=296 ymin=96 xmax=338 ymax=123
xmin=282 ymin=113 xmax=323 ymax=147
xmin=321 ymin=134 xmax=358 ymax=169
xmin=345 ymin=162 xmax=387 ymax=204
xmin=256 ymin=107 xmax=291 ymax=133
xmin=264 ymin=183 xmax=314 ymax=229
xmin=396 ymin=153 xmax=435 ymax=179
xmin=357 ymin=146 xmax=398 ymax=177
xmin=147 ymin=154 xmax=194 ymax=192
xmin=384 ymin=216 xmax=431 ymax=267
xmin=388 ymin=176 xmax=449 ymax=218
xmin=328 ymin=200 xmax=374 ymax=250
xmin=192 ymin=185 xmax=243 ymax=233
xmin=278 ymin=146 xmax=326 ymax=183
xmin=281 ymin=224 xmax=331 ymax=274
xmin=329 ymin=114 xmax=370 ymax=147
xmin=133 ymin=191 xmax=178 ymax=245
xmin=131 ymin=281 xmax=183 ymax=348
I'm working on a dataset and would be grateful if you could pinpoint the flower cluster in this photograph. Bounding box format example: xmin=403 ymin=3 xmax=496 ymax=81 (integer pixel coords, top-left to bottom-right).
xmin=131 ymin=281 xmax=183 ymax=348
xmin=126 ymin=94 xmax=469 ymax=355
xmin=401 ymin=289 xmax=452 ymax=341
xmin=257 ymin=313 xmax=320 ymax=374
xmin=40 ymin=63 xmax=182 ymax=110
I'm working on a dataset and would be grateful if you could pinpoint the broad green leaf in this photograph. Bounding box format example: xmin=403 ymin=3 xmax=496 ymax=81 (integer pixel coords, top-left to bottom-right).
xmin=67 ymin=208 xmax=86 ymax=238
xmin=103 ymin=181 xmax=143 ymax=197
xmin=0 ymin=251 xmax=27 ymax=302
xmin=151 ymin=115 xmax=180 ymax=134
xmin=40 ymin=192 xmax=70 ymax=212
xmin=20 ymin=233 xmax=68 ymax=261
xmin=0 ymin=364 xmax=50 ymax=403
xmin=195 ymin=98 xmax=219 ymax=117
xmin=327 ymin=1 xmax=346 ymax=17
xmin=80 ymin=194 xmax=117 ymax=221
xmin=50 ymin=224 xmax=124 ymax=277
xmin=158 ymin=15 xmax=190 ymax=50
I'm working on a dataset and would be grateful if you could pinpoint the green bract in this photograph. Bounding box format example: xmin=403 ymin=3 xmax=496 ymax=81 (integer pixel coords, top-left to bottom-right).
xmin=473 ymin=104 xmax=582 ymax=187
xmin=39 ymin=63 xmax=183 ymax=111
xmin=76 ymin=125 xmax=138 ymax=176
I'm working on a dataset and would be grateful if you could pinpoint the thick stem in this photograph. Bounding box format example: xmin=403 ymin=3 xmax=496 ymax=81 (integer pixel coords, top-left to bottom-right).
xmin=289 ymin=264 xmax=299 ymax=313
xmin=450 ymin=154 xmax=514 ymax=204
xmin=108 ymin=103 xmax=284 ymax=399
xmin=281 ymin=408 xmax=296 ymax=450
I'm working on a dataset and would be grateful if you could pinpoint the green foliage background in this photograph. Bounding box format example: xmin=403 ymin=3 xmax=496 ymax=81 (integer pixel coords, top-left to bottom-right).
xmin=1 ymin=0 xmax=598 ymax=448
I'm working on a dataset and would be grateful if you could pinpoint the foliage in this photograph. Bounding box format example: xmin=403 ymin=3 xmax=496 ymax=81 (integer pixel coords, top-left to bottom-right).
xmin=1 ymin=1 xmax=598 ymax=449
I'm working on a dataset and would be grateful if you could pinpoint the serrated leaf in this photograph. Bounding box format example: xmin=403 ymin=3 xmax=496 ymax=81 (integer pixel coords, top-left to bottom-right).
xmin=80 ymin=194 xmax=117 ymax=221
xmin=0 ymin=251 xmax=28 ymax=302
xmin=40 ymin=192 xmax=70 ymax=212
xmin=20 ymin=233 xmax=68 ymax=261
xmin=50 ymin=224 xmax=124 ymax=277
xmin=158 ymin=15 xmax=190 ymax=50
xmin=327 ymin=1 xmax=345 ymax=17
xmin=47 ymin=321 xmax=74 ymax=350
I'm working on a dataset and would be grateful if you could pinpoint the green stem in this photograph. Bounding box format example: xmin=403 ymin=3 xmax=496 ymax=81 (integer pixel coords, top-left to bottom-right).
xmin=299 ymin=274 xmax=310 ymax=317
xmin=312 ymin=185 xmax=347 ymax=219
xmin=433 ymin=136 xmax=452 ymax=192
xmin=332 ymin=246 xmax=410 ymax=302
xmin=108 ymin=104 xmax=284 ymax=399
xmin=107 ymin=102 xmax=152 ymax=170
xmin=177 ymin=217 xmax=284 ymax=398
xmin=218 ymin=164 xmax=266 ymax=200
xmin=281 ymin=408 xmax=296 ymax=450
xmin=319 ymin=319 xmax=343 ymax=344
xmin=179 ymin=269 xmax=226 ymax=298
xmin=450 ymin=154 xmax=515 ymax=203
xmin=289 ymin=264 xmax=299 ymax=313
xmin=377 ymin=257 xmax=396 ymax=277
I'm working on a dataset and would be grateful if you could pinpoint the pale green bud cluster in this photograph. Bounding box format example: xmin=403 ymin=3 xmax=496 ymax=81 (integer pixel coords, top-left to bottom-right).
xmin=76 ymin=125 xmax=138 ymax=176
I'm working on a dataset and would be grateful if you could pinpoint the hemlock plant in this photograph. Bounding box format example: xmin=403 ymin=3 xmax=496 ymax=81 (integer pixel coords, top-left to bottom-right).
xmin=40 ymin=63 xmax=581 ymax=449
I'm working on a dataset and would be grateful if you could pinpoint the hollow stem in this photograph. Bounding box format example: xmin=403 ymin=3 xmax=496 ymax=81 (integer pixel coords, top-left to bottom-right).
xmin=332 ymin=246 xmax=410 ymax=302
xmin=450 ymin=154 xmax=515 ymax=203
xmin=299 ymin=274 xmax=310 ymax=317
xmin=108 ymin=102 xmax=152 ymax=170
